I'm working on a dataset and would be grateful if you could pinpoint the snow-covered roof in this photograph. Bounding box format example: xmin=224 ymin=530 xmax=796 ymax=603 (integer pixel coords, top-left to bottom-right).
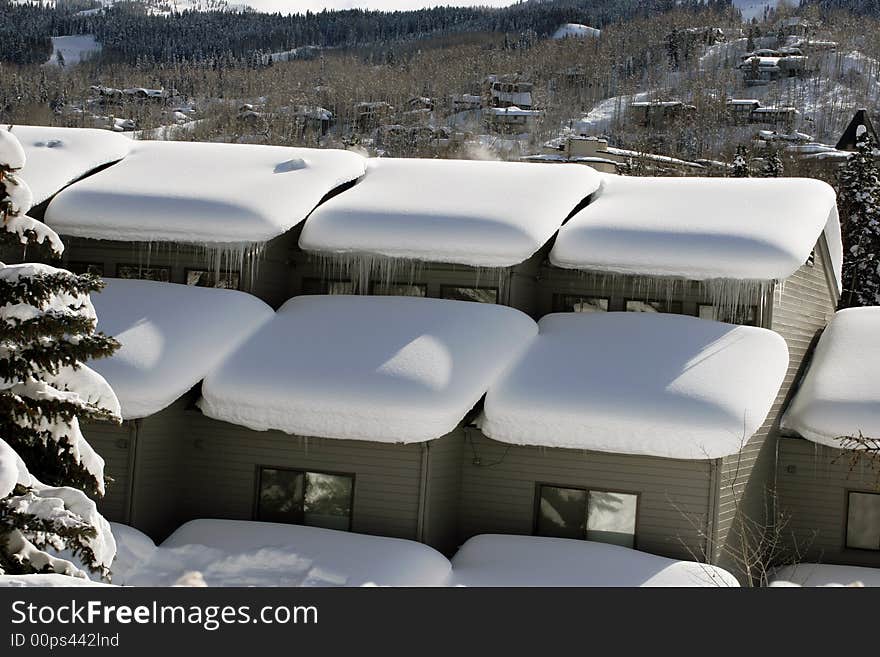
xmin=299 ymin=157 xmax=600 ymax=268
xmin=549 ymin=174 xmax=840 ymax=283
xmin=450 ymin=535 xmax=738 ymax=587
xmin=44 ymin=140 xmax=366 ymax=244
xmin=120 ymin=519 xmax=451 ymax=587
xmin=90 ymin=279 xmax=274 ymax=419
xmin=10 ymin=125 xmax=131 ymax=206
xmin=479 ymin=312 xmax=788 ymax=460
xmin=782 ymin=308 xmax=880 ymax=447
xmin=771 ymin=563 xmax=880 ymax=587
xmin=199 ymin=295 xmax=537 ymax=443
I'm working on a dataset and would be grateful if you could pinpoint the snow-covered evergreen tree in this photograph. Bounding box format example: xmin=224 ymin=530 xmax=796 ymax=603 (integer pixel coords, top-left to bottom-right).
xmin=838 ymin=128 xmax=880 ymax=308
xmin=759 ymin=148 xmax=784 ymax=178
xmin=732 ymin=145 xmax=750 ymax=178
xmin=1 ymin=127 xmax=122 ymax=580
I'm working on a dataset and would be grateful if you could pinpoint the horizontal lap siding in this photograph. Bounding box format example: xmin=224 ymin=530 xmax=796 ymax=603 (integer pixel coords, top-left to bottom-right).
xmin=714 ymin=242 xmax=837 ymax=579
xmin=179 ymin=412 xmax=425 ymax=541
xmin=777 ymin=438 xmax=880 ymax=567
xmin=58 ymin=234 xmax=294 ymax=308
xmin=424 ymin=432 xmax=465 ymax=554
xmin=83 ymin=420 xmax=133 ymax=523
xmin=459 ymin=431 xmax=714 ymax=561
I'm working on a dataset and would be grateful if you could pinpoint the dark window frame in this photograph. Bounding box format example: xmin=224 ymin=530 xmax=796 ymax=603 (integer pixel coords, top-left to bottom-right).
xmin=300 ymin=277 xmax=355 ymax=295
xmin=184 ymin=267 xmax=241 ymax=290
xmin=624 ymin=298 xmax=684 ymax=315
xmin=552 ymin=293 xmax=611 ymax=313
xmin=440 ymin=284 xmax=500 ymax=304
xmin=254 ymin=465 xmax=356 ymax=532
xmin=844 ymin=489 xmax=880 ymax=552
xmin=369 ymin=281 xmax=428 ymax=297
xmin=116 ymin=263 xmax=172 ymax=282
xmin=697 ymin=303 xmax=759 ymax=326
xmin=532 ymin=481 xmax=641 ymax=548
xmin=66 ymin=261 xmax=105 ymax=276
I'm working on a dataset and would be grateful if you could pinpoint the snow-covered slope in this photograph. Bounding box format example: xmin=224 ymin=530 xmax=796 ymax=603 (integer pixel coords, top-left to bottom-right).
xmin=90 ymin=279 xmax=275 ymax=419
xmin=552 ymin=23 xmax=600 ymax=39
xmin=782 ymin=307 xmax=880 ymax=447
xmin=451 ymin=535 xmax=739 ymax=587
xmin=121 ymin=519 xmax=452 ymax=587
xmin=550 ymin=174 xmax=839 ymax=283
xmin=480 ymin=312 xmax=789 ymax=459
xmin=11 ymin=125 xmax=131 ymax=207
xmin=300 ymin=157 xmax=600 ymax=268
xmin=45 ymin=140 xmax=366 ymax=244
xmin=46 ymin=35 xmax=102 ymax=66
xmin=199 ymin=295 xmax=538 ymax=443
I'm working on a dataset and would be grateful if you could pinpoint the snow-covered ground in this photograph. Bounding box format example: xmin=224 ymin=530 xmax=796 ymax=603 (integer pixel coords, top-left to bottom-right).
xmin=771 ymin=563 xmax=880 ymax=587
xmin=552 ymin=23 xmax=600 ymax=40
xmin=46 ymin=35 xmax=102 ymax=66
xmin=732 ymin=0 xmax=791 ymax=22
xmin=451 ymin=535 xmax=739 ymax=587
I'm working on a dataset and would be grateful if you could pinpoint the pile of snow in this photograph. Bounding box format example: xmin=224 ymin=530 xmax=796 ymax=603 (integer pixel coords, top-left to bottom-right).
xmin=109 ymin=523 xmax=157 ymax=584
xmin=550 ymin=174 xmax=840 ymax=284
xmin=10 ymin=125 xmax=131 ymax=206
xmin=552 ymin=23 xmax=600 ymax=39
xmin=771 ymin=563 xmax=880 ymax=587
xmin=451 ymin=535 xmax=738 ymax=587
xmin=200 ymin=295 xmax=537 ymax=442
xmin=46 ymin=35 xmax=102 ymax=66
xmin=782 ymin=307 xmax=880 ymax=447
xmin=90 ymin=279 xmax=274 ymax=419
xmin=480 ymin=313 xmax=788 ymax=459
xmin=45 ymin=140 xmax=365 ymax=243
xmin=300 ymin=157 xmax=599 ymax=267
xmin=122 ymin=519 xmax=452 ymax=587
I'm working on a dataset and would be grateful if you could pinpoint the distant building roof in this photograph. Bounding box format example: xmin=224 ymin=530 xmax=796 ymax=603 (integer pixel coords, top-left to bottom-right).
xmin=835 ymin=108 xmax=878 ymax=151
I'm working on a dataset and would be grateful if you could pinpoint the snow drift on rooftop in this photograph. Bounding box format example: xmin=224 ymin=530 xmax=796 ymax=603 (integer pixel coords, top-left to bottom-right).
xmin=44 ymin=140 xmax=366 ymax=243
xmin=549 ymin=174 xmax=839 ymax=283
xmin=90 ymin=279 xmax=274 ymax=419
xmin=199 ymin=295 xmax=537 ymax=443
xmin=451 ymin=535 xmax=738 ymax=587
xmin=10 ymin=125 xmax=131 ymax=206
xmin=771 ymin=563 xmax=880 ymax=587
xmin=480 ymin=312 xmax=788 ymax=459
xmin=782 ymin=307 xmax=880 ymax=447
xmin=299 ymin=157 xmax=600 ymax=267
xmin=121 ymin=519 xmax=451 ymax=587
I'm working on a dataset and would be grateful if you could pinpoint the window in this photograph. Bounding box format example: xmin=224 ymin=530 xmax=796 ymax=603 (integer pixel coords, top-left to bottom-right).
xmin=440 ymin=286 xmax=499 ymax=304
xmin=256 ymin=467 xmax=354 ymax=532
xmin=301 ymin=278 xmax=354 ymax=295
xmin=553 ymin=294 xmax=609 ymax=313
xmin=66 ymin=262 xmax=104 ymax=276
xmin=186 ymin=269 xmax=240 ymax=290
xmin=625 ymin=299 xmax=683 ymax=314
xmin=806 ymin=249 xmax=816 ymax=267
xmin=535 ymin=484 xmax=638 ymax=548
xmin=846 ymin=491 xmax=880 ymax=550
xmin=698 ymin=304 xmax=758 ymax=326
xmin=117 ymin=264 xmax=171 ymax=282
xmin=370 ymin=282 xmax=427 ymax=297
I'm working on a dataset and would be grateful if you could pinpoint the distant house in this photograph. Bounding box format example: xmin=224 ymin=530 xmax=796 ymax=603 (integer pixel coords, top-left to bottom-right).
xmin=8 ymin=127 xmax=852 ymax=584
xmin=835 ymin=108 xmax=879 ymax=151
xmin=726 ymin=99 xmax=761 ymax=124
xmin=354 ymin=101 xmax=394 ymax=132
xmin=485 ymin=106 xmax=542 ymax=133
xmin=486 ymin=75 xmax=534 ymax=110
xmin=749 ymin=106 xmax=799 ymax=128
xmin=739 ymin=55 xmax=807 ymax=84
xmin=629 ymin=100 xmax=696 ymax=129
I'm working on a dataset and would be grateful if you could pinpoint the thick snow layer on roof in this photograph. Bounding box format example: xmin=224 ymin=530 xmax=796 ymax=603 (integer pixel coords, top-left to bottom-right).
xmin=450 ymin=535 xmax=738 ymax=587
xmin=200 ymin=295 xmax=537 ymax=442
xmin=480 ymin=312 xmax=788 ymax=459
xmin=10 ymin=125 xmax=131 ymax=206
xmin=0 ymin=574 xmax=113 ymax=587
xmin=782 ymin=307 xmax=880 ymax=446
xmin=45 ymin=140 xmax=366 ymax=243
xmin=90 ymin=279 xmax=274 ymax=419
xmin=109 ymin=523 xmax=157 ymax=584
xmin=120 ymin=519 xmax=451 ymax=587
xmin=771 ymin=563 xmax=880 ymax=587
xmin=299 ymin=157 xmax=600 ymax=267
xmin=550 ymin=174 xmax=839 ymax=282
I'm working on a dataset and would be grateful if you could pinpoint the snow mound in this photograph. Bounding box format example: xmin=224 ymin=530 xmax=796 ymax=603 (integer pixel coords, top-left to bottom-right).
xmin=451 ymin=535 xmax=738 ymax=587
xmin=300 ymin=157 xmax=600 ymax=267
xmin=782 ymin=307 xmax=880 ymax=447
xmin=552 ymin=23 xmax=601 ymax=39
xmin=109 ymin=523 xmax=157 ymax=585
xmin=90 ymin=279 xmax=275 ymax=419
xmin=45 ymin=140 xmax=366 ymax=243
xmin=10 ymin=125 xmax=131 ymax=206
xmin=122 ymin=519 xmax=451 ymax=587
xmin=199 ymin=295 xmax=538 ymax=443
xmin=0 ymin=574 xmax=113 ymax=587
xmin=771 ymin=563 xmax=880 ymax=587
xmin=0 ymin=128 xmax=27 ymax=169
xmin=0 ymin=438 xmax=32 ymax=498
xmin=550 ymin=174 xmax=839 ymax=283
xmin=480 ymin=312 xmax=788 ymax=459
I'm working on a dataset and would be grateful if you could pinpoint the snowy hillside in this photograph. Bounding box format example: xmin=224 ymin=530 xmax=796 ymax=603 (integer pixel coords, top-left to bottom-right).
xmin=45 ymin=35 xmax=101 ymax=66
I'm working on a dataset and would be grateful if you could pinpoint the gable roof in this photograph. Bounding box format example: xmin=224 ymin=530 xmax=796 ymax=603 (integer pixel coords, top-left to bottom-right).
xmin=835 ymin=108 xmax=878 ymax=151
